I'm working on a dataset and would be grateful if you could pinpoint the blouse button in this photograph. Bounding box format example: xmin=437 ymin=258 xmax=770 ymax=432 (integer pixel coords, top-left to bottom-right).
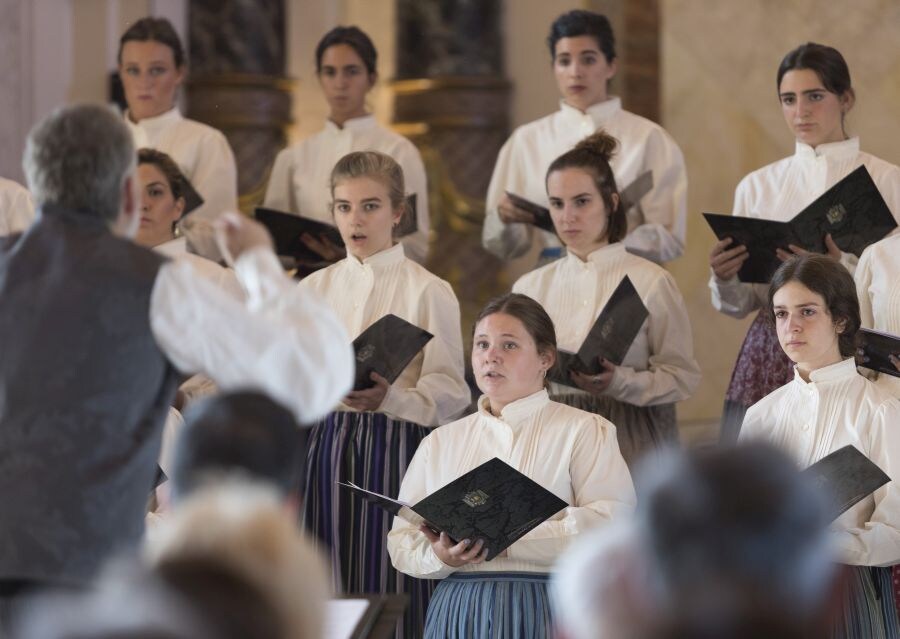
xmin=802 ymin=424 xmax=810 ymax=432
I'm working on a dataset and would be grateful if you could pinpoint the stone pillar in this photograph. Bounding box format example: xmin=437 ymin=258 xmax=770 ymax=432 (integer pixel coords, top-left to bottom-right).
xmin=392 ymin=0 xmax=511 ymax=336
xmin=621 ymin=0 xmax=659 ymax=122
xmin=186 ymin=0 xmax=293 ymax=210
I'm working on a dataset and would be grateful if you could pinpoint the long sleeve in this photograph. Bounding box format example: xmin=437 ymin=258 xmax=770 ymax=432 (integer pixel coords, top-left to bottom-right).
xmin=150 ymin=247 xmax=354 ymax=424
xmin=855 ymin=245 xmax=876 ymax=329
xmin=387 ymin=439 xmax=457 ymax=579
xmin=482 ymin=135 xmax=542 ymax=260
xmin=263 ymin=148 xmax=296 ymax=213
xmin=379 ymin=280 xmax=470 ymax=426
xmin=393 ymin=141 xmax=431 ymax=264
xmin=605 ymin=274 xmax=701 ymax=405
xmin=185 ymin=130 xmax=238 ymax=224
xmin=620 ymin=128 xmax=687 ymax=263
xmin=833 ymin=400 xmax=900 ymax=567
xmin=505 ymin=417 xmax=635 ymax=564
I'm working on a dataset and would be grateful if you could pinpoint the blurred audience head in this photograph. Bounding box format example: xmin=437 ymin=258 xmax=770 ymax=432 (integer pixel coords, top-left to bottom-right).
xmin=169 ymin=391 xmax=306 ymax=506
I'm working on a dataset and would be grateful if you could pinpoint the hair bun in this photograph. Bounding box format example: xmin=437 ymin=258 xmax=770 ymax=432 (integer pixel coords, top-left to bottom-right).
xmin=573 ymin=130 xmax=618 ymax=163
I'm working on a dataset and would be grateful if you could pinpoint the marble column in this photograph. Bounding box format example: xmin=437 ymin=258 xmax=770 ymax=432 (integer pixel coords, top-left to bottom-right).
xmin=392 ymin=0 xmax=512 ymax=334
xmin=187 ymin=0 xmax=293 ymax=210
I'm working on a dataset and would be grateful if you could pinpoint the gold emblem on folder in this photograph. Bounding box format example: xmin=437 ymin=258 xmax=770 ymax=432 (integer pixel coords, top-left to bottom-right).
xmin=356 ymin=344 xmax=376 ymax=362
xmin=826 ymin=204 xmax=847 ymax=226
xmin=463 ymin=489 xmax=490 ymax=508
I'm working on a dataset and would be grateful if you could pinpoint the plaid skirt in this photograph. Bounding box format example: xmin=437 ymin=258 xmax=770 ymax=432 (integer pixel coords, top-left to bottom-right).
xmin=551 ymin=392 xmax=677 ymax=469
xmin=303 ymin=411 xmax=434 ymax=639
xmin=424 ymin=572 xmax=552 ymax=639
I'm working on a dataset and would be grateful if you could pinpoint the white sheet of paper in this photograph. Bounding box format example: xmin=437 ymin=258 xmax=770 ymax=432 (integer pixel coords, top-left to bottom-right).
xmin=323 ymin=598 xmax=371 ymax=639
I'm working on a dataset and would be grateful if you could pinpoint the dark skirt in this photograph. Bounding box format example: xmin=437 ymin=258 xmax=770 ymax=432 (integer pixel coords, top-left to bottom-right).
xmin=424 ymin=572 xmax=552 ymax=639
xmin=551 ymin=392 xmax=677 ymax=469
xmin=720 ymin=311 xmax=794 ymax=444
xmin=303 ymin=411 xmax=434 ymax=639
xmin=832 ymin=566 xmax=900 ymax=639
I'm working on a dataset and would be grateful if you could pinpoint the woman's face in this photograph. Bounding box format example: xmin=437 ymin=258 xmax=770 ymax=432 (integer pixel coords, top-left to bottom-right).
xmin=553 ymin=35 xmax=616 ymax=112
xmin=778 ymin=68 xmax=849 ymax=147
xmin=318 ymin=44 xmax=374 ymax=125
xmin=472 ymin=312 xmax=553 ymax=414
xmin=547 ymin=167 xmax=615 ymax=259
xmin=119 ymin=40 xmax=184 ymax=121
xmin=135 ymin=163 xmax=184 ymax=248
xmin=332 ymin=176 xmax=401 ymax=260
xmin=773 ymin=280 xmax=844 ymax=374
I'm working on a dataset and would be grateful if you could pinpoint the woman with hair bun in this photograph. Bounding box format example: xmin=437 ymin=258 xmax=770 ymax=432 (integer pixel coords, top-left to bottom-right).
xmin=710 ymin=42 xmax=900 ymax=442
xmin=512 ymin=131 xmax=700 ymax=468
xmin=265 ymin=26 xmax=430 ymax=264
xmin=482 ymin=9 xmax=687 ymax=268
xmin=118 ymin=17 xmax=238 ymax=259
xmin=741 ymin=254 xmax=900 ymax=637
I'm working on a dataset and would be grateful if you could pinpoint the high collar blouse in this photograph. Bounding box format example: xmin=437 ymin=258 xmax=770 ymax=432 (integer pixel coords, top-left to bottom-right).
xmin=482 ymin=96 xmax=688 ymax=265
xmin=263 ymin=114 xmax=431 ymax=264
xmin=125 ymin=107 xmax=238 ymax=260
xmin=740 ymin=358 xmax=900 ymax=567
xmin=299 ymin=243 xmax=469 ymax=426
xmin=387 ymin=389 xmax=636 ymax=579
xmin=513 ymin=243 xmax=700 ymax=406
xmin=710 ymin=138 xmax=900 ymax=318
xmin=856 ymin=232 xmax=900 ymax=397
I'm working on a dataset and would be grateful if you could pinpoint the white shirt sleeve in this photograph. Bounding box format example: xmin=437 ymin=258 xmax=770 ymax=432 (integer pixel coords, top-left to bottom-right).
xmin=393 ymin=142 xmax=431 ymax=264
xmin=150 ymin=247 xmax=354 ymax=424
xmin=505 ymin=417 xmax=635 ymax=564
xmin=855 ymin=245 xmax=876 ymax=329
xmin=0 ymin=182 xmax=35 ymax=235
xmin=606 ymin=274 xmax=701 ymax=405
xmin=482 ymin=135 xmax=538 ymax=260
xmin=621 ymin=128 xmax=687 ymax=263
xmin=187 ymin=130 xmax=239 ymax=223
xmin=263 ymin=148 xmax=296 ymax=213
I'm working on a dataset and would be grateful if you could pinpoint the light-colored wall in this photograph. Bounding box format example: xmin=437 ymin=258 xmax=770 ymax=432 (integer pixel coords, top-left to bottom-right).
xmin=662 ymin=0 xmax=900 ymax=426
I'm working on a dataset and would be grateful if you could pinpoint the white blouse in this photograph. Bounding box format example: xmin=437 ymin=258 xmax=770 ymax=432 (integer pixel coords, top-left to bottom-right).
xmin=710 ymin=138 xmax=900 ymax=318
xmin=740 ymin=358 xmax=900 ymax=567
xmin=513 ymin=243 xmax=700 ymax=406
xmin=264 ymin=114 xmax=430 ymax=264
xmin=125 ymin=107 xmax=239 ymax=259
xmin=387 ymin=389 xmax=636 ymax=579
xmin=156 ymin=236 xmax=245 ymax=302
xmin=0 ymin=178 xmax=34 ymax=235
xmin=856 ymin=233 xmax=900 ymax=397
xmin=481 ymin=97 xmax=687 ymax=265
xmin=299 ymin=243 xmax=469 ymax=426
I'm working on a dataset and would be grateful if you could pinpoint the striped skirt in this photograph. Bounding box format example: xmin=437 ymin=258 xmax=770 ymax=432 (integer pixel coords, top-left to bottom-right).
xmin=303 ymin=411 xmax=434 ymax=639
xmin=424 ymin=572 xmax=552 ymax=639
xmin=832 ymin=566 xmax=900 ymax=639
xmin=551 ymin=392 xmax=677 ymax=469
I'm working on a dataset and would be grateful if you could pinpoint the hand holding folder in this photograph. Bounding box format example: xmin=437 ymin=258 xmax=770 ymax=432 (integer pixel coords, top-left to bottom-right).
xmin=351 ymin=314 xmax=433 ymax=391
xmin=803 ymin=445 xmax=890 ymax=521
xmin=857 ymin=328 xmax=900 ymax=378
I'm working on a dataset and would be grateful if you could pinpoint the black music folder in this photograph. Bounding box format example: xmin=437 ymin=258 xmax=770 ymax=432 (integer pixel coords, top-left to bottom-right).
xmin=352 ymin=314 xmax=433 ymax=391
xmin=803 ymin=445 xmax=890 ymax=521
xmin=550 ymin=275 xmax=649 ymax=387
xmin=703 ymin=166 xmax=897 ymax=283
xmin=340 ymin=457 xmax=568 ymax=561
xmin=857 ymin=328 xmax=900 ymax=379
xmin=181 ymin=176 xmax=204 ymax=216
xmin=395 ymin=193 xmax=418 ymax=238
xmin=254 ymin=207 xmax=344 ymax=265
xmin=505 ymin=171 xmax=654 ymax=234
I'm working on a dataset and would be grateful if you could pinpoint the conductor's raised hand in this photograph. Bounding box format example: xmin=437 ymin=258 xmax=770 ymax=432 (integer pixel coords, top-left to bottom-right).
xmin=215 ymin=211 xmax=273 ymax=263
xmin=709 ymin=237 xmax=749 ymax=280
xmin=497 ymin=194 xmax=537 ymax=225
xmin=421 ymin=525 xmax=489 ymax=567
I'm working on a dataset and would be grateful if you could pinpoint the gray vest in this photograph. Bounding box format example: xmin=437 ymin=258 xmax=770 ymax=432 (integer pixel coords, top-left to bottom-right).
xmin=0 ymin=206 xmax=180 ymax=584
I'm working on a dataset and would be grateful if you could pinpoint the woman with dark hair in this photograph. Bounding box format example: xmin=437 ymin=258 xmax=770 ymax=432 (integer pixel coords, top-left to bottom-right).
xmin=264 ymin=26 xmax=430 ymax=264
xmin=710 ymin=42 xmax=900 ymax=442
xmin=388 ymin=292 xmax=635 ymax=639
xmin=512 ymin=132 xmax=700 ymax=467
xmin=741 ymin=254 xmax=900 ymax=637
xmin=482 ymin=9 xmax=687 ymax=268
xmin=118 ymin=17 xmax=238 ymax=260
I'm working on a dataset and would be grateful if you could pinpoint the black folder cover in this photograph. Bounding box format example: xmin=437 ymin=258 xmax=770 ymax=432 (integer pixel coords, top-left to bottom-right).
xmin=703 ymin=166 xmax=897 ymax=283
xmin=395 ymin=193 xmax=418 ymax=238
xmin=505 ymin=171 xmax=654 ymax=235
xmin=857 ymin=328 xmax=900 ymax=379
xmin=254 ymin=207 xmax=344 ymax=264
xmin=340 ymin=457 xmax=568 ymax=561
xmin=181 ymin=176 xmax=204 ymax=216
xmin=550 ymin=275 xmax=649 ymax=387
xmin=803 ymin=445 xmax=890 ymax=521
xmin=352 ymin=314 xmax=433 ymax=391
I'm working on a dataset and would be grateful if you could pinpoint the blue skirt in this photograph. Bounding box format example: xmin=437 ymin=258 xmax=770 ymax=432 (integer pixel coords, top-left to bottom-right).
xmin=833 ymin=566 xmax=900 ymax=639
xmin=424 ymin=572 xmax=552 ymax=639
